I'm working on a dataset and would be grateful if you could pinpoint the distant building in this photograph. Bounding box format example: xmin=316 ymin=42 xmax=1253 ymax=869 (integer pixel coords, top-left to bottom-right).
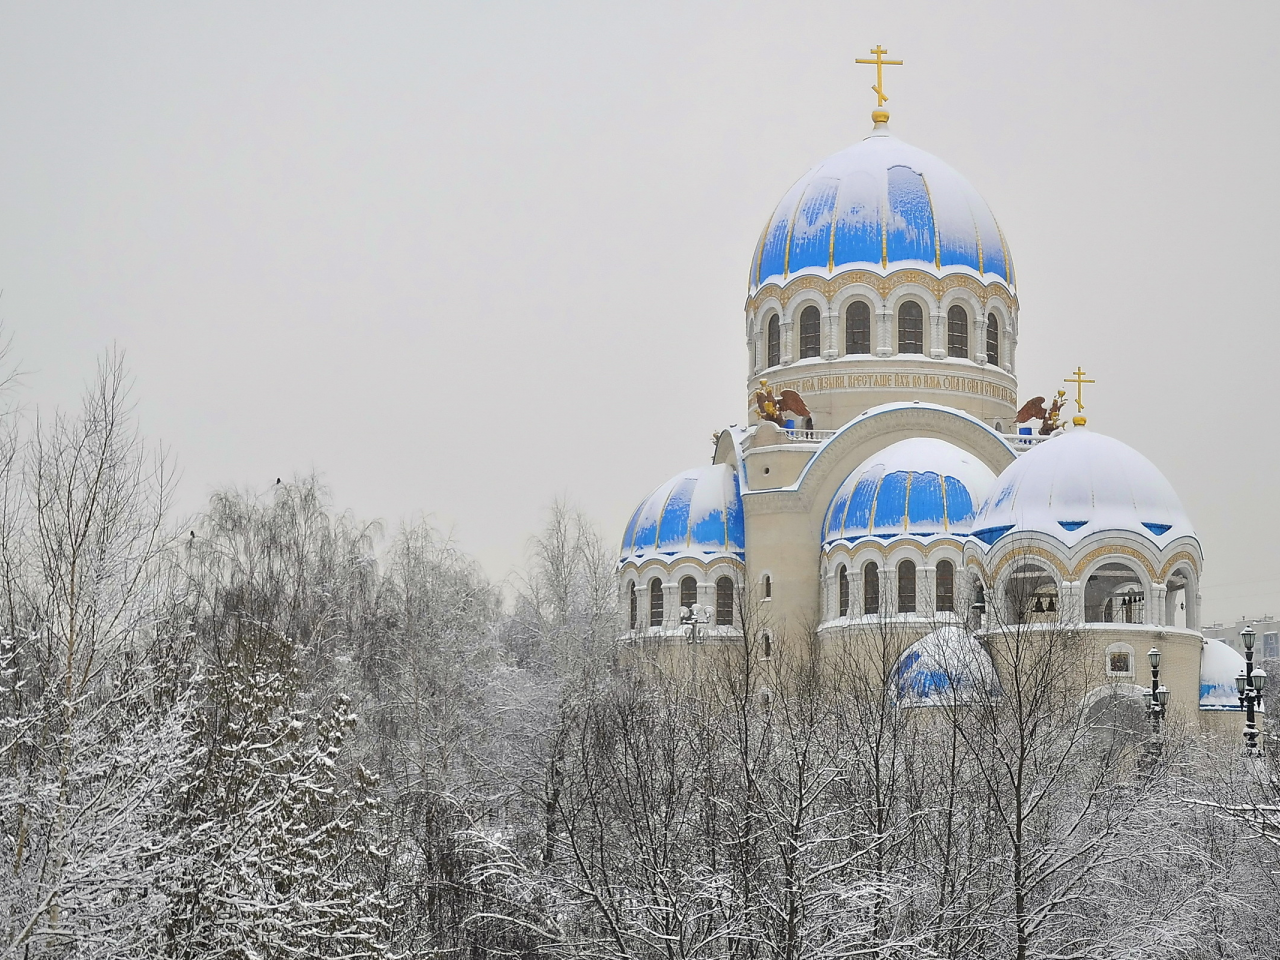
xmin=1203 ymin=618 xmax=1280 ymax=660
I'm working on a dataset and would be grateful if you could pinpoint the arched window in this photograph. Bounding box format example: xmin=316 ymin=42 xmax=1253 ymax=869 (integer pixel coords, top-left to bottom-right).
xmin=628 ymin=582 xmax=637 ymax=629
xmin=679 ymin=576 xmax=697 ymax=615
xmin=898 ymin=301 xmax=923 ymax=354
xmin=837 ymin=564 xmax=850 ymax=617
xmin=1006 ymin=562 xmax=1058 ymax=624
xmin=799 ymin=305 xmax=821 ymax=359
xmin=936 ymin=559 xmax=955 ymax=613
xmin=947 ymin=305 xmax=968 ymax=358
xmin=1085 ymin=562 xmax=1144 ymax=624
xmin=846 ymin=301 xmax=871 ymax=354
xmin=898 ymin=559 xmax=917 ymax=613
xmin=767 ymin=314 xmax=781 ymax=368
xmin=762 ymin=574 xmax=772 ymax=600
xmin=986 ymin=313 xmax=1000 ymax=366
xmin=762 ymin=631 xmax=773 ymax=659
xmin=863 ymin=562 xmax=880 ymax=615
xmin=649 ymin=577 xmax=664 ymax=627
xmin=715 ymin=576 xmax=734 ymax=626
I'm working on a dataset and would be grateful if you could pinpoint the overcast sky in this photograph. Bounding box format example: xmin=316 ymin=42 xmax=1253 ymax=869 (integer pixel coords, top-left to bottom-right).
xmin=0 ymin=1 xmax=1276 ymax=623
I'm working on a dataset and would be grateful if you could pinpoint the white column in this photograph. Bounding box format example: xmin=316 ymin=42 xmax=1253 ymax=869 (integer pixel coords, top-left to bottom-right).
xmin=851 ymin=570 xmax=864 ymax=618
xmin=823 ymin=306 xmax=839 ymax=359
xmin=637 ymin=584 xmax=651 ymax=629
xmin=662 ymin=582 xmax=680 ymax=630
xmin=975 ymin=315 xmax=988 ymax=366
xmin=929 ymin=311 xmax=945 ymax=359
xmin=921 ymin=564 xmax=936 ymax=616
xmin=1059 ymin=580 xmax=1083 ymax=625
xmin=781 ymin=320 xmax=794 ymax=364
xmin=1148 ymin=582 xmax=1167 ymax=626
xmin=876 ymin=308 xmax=892 ymax=357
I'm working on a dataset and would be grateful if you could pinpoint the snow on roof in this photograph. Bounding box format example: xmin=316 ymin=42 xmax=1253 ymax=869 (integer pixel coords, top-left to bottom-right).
xmin=620 ymin=463 xmax=745 ymax=566
xmin=751 ymin=127 xmax=1013 ymax=293
xmin=824 ymin=437 xmax=996 ymax=544
xmin=894 ymin=624 xmax=999 ymax=707
xmin=1200 ymin=637 xmax=1247 ymax=711
xmin=970 ymin=426 xmax=1196 ymax=549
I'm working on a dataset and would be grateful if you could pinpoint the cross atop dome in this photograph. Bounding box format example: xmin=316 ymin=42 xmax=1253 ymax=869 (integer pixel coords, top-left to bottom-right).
xmin=855 ymin=44 xmax=903 ymax=124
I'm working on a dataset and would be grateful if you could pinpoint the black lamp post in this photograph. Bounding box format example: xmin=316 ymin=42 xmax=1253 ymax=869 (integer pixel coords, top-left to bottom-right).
xmin=1140 ymin=647 xmax=1170 ymax=767
xmin=1236 ymin=624 xmax=1268 ymax=754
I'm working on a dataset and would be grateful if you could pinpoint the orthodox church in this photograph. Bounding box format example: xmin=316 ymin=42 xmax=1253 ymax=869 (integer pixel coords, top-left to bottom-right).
xmin=617 ymin=51 xmax=1255 ymax=736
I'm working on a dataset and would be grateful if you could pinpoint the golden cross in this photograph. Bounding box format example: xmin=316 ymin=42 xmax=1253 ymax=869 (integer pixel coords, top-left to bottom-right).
xmin=855 ymin=44 xmax=903 ymax=107
xmin=1064 ymin=367 xmax=1095 ymax=413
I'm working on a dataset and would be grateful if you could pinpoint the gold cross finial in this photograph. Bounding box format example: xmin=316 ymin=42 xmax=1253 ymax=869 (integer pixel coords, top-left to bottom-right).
xmin=1064 ymin=367 xmax=1095 ymax=425
xmin=855 ymin=44 xmax=903 ymax=120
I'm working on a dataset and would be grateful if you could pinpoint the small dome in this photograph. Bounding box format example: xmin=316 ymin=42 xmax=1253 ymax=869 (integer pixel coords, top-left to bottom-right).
xmin=894 ymin=624 xmax=999 ymax=706
xmin=751 ymin=128 xmax=1013 ymax=293
xmin=970 ymin=427 xmax=1195 ymax=548
xmin=1200 ymin=638 xmax=1246 ymax=711
xmin=824 ymin=437 xmax=996 ymax=544
xmin=620 ymin=464 xmax=745 ymax=564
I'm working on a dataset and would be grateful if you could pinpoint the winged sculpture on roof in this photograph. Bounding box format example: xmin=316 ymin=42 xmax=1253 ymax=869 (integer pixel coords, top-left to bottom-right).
xmin=1015 ymin=389 xmax=1067 ymax=435
xmin=754 ymin=379 xmax=811 ymax=428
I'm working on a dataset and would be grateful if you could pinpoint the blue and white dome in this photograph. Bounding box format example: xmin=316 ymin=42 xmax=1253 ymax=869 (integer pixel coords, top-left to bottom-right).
xmin=824 ymin=437 xmax=996 ymax=545
xmin=620 ymin=464 xmax=745 ymax=565
xmin=1200 ymin=638 xmax=1247 ymax=711
xmin=970 ymin=427 xmax=1195 ymax=548
xmin=751 ymin=127 xmax=1013 ymax=293
xmin=895 ymin=624 xmax=999 ymax=706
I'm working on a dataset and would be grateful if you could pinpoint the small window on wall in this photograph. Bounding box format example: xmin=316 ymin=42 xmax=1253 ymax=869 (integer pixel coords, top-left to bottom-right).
xmin=649 ymin=577 xmax=664 ymax=627
xmin=767 ymin=314 xmax=781 ymax=368
xmin=986 ymin=313 xmax=1000 ymax=366
xmin=898 ymin=559 xmax=917 ymax=613
xmin=679 ymin=576 xmax=698 ymax=613
xmin=837 ymin=564 xmax=850 ymax=617
xmin=762 ymin=631 xmax=773 ymax=659
xmin=936 ymin=559 xmax=955 ymax=613
xmin=1106 ymin=643 xmax=1135 ymax=677
xmin=947 ymin=305 xmax=968 ymax=358
xmin=846 ymin=301 xmax=871 ymax=355
xmin=863 ymin=562 xmax=880 ymax=615
xmin=799 ymin=305 xmax=821 ymax=359
xmin=762 ymin=574 xmax=772 ymax=600
xmin=716 ymin=577 xmax=734 ymax=626
xmin=898 ymin=301 xmax=924 ymax=354
xmin=628 ymin=582 xmax=637 ymax=630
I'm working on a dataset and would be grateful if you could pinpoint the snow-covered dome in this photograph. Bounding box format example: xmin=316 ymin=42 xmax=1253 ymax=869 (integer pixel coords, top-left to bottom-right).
xmin=970 ymin=427 xmax=1195 ymax=548
xmin=894 ymin=624 xmax=999 ymax=706
xmin=620 ymin=464 xmax=745 ymax=565
xmin=751 ymin=126 xmax=1013 ymax=293
xmin=1200 ymin=638 xmax=1246 ymax=711
xmin=823 ymin=437 xmax=997 ymax=545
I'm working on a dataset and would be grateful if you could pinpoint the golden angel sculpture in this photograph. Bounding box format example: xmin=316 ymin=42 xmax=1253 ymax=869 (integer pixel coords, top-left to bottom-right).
xmin=754 ymin=379 xmax=811 ymax=428
xmin=1015 ymin=389 xmax=1067 ymax=435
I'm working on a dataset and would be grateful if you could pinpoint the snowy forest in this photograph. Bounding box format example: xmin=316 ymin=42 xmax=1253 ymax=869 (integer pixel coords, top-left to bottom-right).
xmin=1 ymin=352 xmax=1279 ymax=960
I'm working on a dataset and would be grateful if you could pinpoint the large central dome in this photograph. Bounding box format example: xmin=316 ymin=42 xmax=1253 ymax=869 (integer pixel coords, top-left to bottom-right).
xmin=750 ymin=124 xmax=1014 ymax=293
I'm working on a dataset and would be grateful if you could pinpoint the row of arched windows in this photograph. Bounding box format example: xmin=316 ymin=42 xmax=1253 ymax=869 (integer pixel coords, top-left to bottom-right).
xmin=763 ymin=302 xmax=1002 ymax=367
xmin=629 ymin=576 xmax=736 ymax=629
xmin=834 ymin=558 xmax=956 ymax=616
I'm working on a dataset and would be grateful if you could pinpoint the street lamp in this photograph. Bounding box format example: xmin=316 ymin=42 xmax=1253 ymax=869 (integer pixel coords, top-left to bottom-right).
xmin=680 ymin=603 xmax=711 ymax=643
xmin=1142 ymin=647 xmax=1169 ymax=766
xmin=1237 ymin=624 xmax=1268 ymax=754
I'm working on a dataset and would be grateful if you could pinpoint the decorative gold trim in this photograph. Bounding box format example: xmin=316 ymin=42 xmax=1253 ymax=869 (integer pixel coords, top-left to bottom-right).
xmin=1158 ymin=550 xmax=1201 ymax=581
xmin=749 ymin=268 xmax=1016 ymax=314
xmin=989 ymin=545 xmax=1071 ymax=581
xmin=1070 ymin=544 xmax=1157 ymax=580
xmin=619 ymin=555 xmax=747 ymax=575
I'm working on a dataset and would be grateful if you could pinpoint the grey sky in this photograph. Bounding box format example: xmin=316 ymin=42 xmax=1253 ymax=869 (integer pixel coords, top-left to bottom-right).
xmin=0 ymin=1 xmax=1276 ymax=623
